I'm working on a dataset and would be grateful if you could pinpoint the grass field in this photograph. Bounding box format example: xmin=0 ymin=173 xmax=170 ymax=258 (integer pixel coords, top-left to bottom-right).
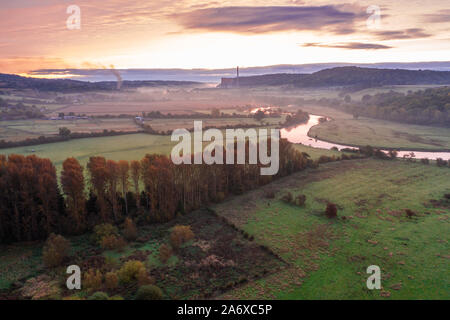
xmin=212 ymin=159 xmax=450 ymax=299
xmin=0 ymin=157 xmax=448 ymax=299
xmin=309 ymin=118 xmax=450 ymax=151
xmin=0 ymin=118 xmax=142 ymax=142
xmin=295 ymin=105 xmax=450 ymax=151
xmin=0 ymin=131 xmax=348 ymax=173
xmin=0 ymin=133 xmax=173 ymax=171
xmin=0 ymin=115 xmax=283 ymax=143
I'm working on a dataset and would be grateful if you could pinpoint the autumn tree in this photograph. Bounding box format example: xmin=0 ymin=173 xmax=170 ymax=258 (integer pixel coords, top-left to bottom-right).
xmin=118 ymin=160 xmax=130 ymax=216
xmin=106 ymin=160 xmax=121 ymax=222
xmin=61 ymin=158 xmax=86 ymax=234
xmin=130 ymin=160 xmax=141 ymax=209
xmin=87 ymin=157 xmax=109 ymax=222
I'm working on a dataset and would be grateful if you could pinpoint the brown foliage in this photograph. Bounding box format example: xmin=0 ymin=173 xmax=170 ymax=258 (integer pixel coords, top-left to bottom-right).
xmin=296 ymin=194 xmax=307 ymax=206
xmin=159 ymin=243 xmax=173 ymax=263
xmin=325 ymin=203 xmax=338 ymax=219
xmin=100 ymin=235 xmax=127 ymax=251
xmin=137 ymin=268 xmax=154 ymax=286
xmin=94 ymin=223 xmax=119 ymax=245
xmin=118 ymin=160 xmax=130 ymax=215
xmin=123 ymin=218 xmax=137 ymax=241
xmin=1 ymin=139 xmax=311 ymax=244
xmin=104 ymin=272 xmax=119 ymax=290
xmin=42 ymin=233 xmax=70 ymax=268
xmin=170 ymin=225 xmax=195 ymax=250
xmin=117 ymin=260 xmax=146 ymax=284
xmin=405 ymin=209 xmax=416 ymax=218
xmin=281 ymin=192 xmax=293 ymax=203
xmin=61 ymin=158 xmax=86 ymax=234
xmin=84 ymin=269 xmax=103 ymax=292
xmin=87 ymin=157 xmax=109 ymax=221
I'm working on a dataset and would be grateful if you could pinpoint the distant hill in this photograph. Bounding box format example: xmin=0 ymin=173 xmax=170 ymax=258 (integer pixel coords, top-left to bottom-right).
xmin=221 ymin=73 xmax=309 ymax=87
xmin=29 ymin=61 xmax=450 ymax=82
xmin=0 ymin=73 xmax=200 ymax=92
xmin=220 ymin=67 xmax=450 ymax=88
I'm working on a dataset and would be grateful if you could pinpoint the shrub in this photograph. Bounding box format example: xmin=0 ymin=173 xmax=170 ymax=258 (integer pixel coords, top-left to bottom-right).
xmin=135 ymin=285 xmax=163 ymax=300
xmin=436 ymin=158 xmax=448 ymax=167
xmin=318 ymin=155 xmax=333 ymax=163
xmin=281 ymin=192 xmax=293 ymax=204
xmin=42 ymin=234 xmax=71 ymax=268
xmin=445 ymin=194 xmax=450 ymax=200
xmin=215 ymin=192 xmax=226 ymax=203
xmin=104 ymin=272 xmax=119 ymax=290
xmin=405 ymin=209 xmax=416 ymax=218
xmin=109 ymin=295 xmax=124 ymax=300
xmin=84 ymin=269 xmax=103 ymax=292
xmin=264 ymin=189 xmax=275 ymax=199
xmin=388 ymin=150 xmax=398 ymax=159
xmin=88 ymin=292 xmax=109 ymax=300
xmin=117 ymin=260 xmax=146 ymax=284
xmin=159 ymin=243 xmax=173 ymax=264
xmin=100 ymin=235 xmax=127 ymax=251
xmin=325 ymin=203 xmax=338 ymax=219
xmin=421 ymin=158 xmax=430 ymax=165
xmin=94 ymin=223 xmax=119 ymax=245
xmin=123 ymin=218 xmax=137 ymax=241
xmin=137 ymin=268 xmax=153 ymax=286
xmin=170 ymin=225 xmax=195 ymax=250
xmin=105 ymin=256 xmax=120 ymax=269
xmin=295 ymin=194 xmax=307 ymax=207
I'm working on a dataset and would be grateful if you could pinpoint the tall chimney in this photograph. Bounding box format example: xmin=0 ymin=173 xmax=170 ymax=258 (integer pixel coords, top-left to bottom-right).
xmin=236 ymin=66 xmax=240 ymax=87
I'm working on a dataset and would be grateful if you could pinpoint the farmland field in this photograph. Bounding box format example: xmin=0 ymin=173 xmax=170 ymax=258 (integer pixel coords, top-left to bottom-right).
xmin=0 ymin=133 xmax=172 ymax=170
xmin=0 ymin=130 xmax=345 ymax=173
xmin=0 ymin=115 xmax=284 ymax=143
xmin=2 ymin=158 xmax=447 ymax=299
xmin=0 ymin=118 xmax=142 ymax=142
xmin=212 ymin=159 xmax=450 ymax=299
xmin=295 ymin=105 xmax=450 ymax=151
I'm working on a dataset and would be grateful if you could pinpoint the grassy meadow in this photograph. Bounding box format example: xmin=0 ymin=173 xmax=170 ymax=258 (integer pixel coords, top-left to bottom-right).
xmin=213 ymin=159 xmax=450 ymax=299
xmin=0 ymin=130 xmax=351 ymax=175
xmin=296 ymin=105 xmax=450 ymax=151
xmin=1 ymin=84 xmax=449 ymax=300
xmin=0 ymin=133 xmax=173 ymax=171
xmin=0 ymin=118 xmax=142 ymax=142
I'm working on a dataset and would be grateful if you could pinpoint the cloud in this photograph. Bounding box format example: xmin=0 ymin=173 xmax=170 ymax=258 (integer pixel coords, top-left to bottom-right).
xmin=301 ymin=42 xmax=392 ymax=50
xmin=421 ymin=9 xmax=450 ymax=23
xmin=171 ymin=5 xmax=366 ymax=34
xmin=373 ymin=28 xmax=431 ymax=40
xmin=0 ymin=57 xmax=68 ymax=74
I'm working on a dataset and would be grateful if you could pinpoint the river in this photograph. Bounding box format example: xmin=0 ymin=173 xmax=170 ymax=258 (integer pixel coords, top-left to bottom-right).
xmin=280 ymin=115 xmax=450 ymax=161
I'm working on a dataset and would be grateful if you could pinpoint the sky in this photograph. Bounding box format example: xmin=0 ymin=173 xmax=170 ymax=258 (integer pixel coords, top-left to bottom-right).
xmin=1 ymin=0 xmax=449 ymax=77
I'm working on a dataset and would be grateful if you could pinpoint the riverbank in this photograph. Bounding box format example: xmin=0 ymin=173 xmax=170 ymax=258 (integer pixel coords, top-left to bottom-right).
xmin=280 ymin=115 xmax=450 ymax=160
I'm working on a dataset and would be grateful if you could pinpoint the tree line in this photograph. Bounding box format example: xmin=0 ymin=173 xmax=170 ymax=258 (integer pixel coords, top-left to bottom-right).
xmin=297 ymin=86 xmax=450 ymax=126
xmin=0 ymin=139 xmax=311 ymax=243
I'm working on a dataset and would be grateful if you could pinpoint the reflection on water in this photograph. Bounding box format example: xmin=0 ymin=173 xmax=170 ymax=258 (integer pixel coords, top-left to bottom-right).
xmin=280 ymin=115 xmax=450 ymax=161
